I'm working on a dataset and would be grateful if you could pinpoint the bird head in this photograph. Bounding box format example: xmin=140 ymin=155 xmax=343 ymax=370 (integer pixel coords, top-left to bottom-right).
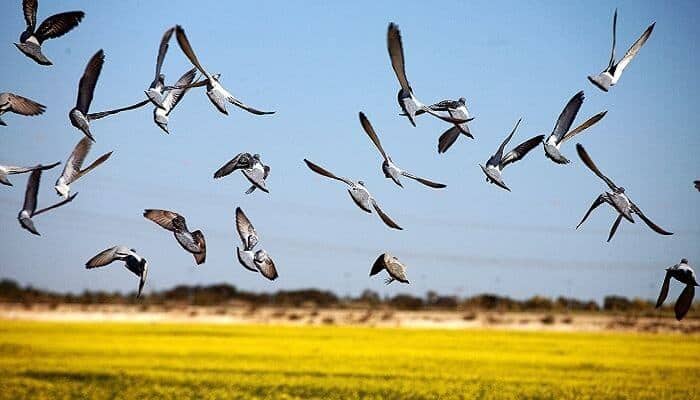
xmin=458 ymin=97 xmax=466 ymax=104
xmin=681 ymin=258 xmax=689 ymax=264
xmin=54 ymin=182 xmax=70 ymax=199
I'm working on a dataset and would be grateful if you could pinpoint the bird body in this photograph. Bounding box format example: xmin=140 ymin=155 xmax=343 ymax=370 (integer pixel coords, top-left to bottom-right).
xmin=15 ymin=0 xmax=84 ymax=65
xmin=370 ymin=253 xmax=409 ymax=285
xmin=85 ymin=246 xmax=148 ymax=297
xmin=143 ymin=209 xmax=206 ymax=265
xmin=235 ymin=207 xmax=278 ymax=280
xmin=656 ymin=259 xmax=697 ymax=320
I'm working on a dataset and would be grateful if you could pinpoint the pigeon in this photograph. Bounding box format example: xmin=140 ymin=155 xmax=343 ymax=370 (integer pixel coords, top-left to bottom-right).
xmin=0 ymin=92 xmax=45 ymax=126
xmin=18 ymin=166 xmax=78 ymax=236
xmin=174 ymin=25 xmax=275 ymax=116
xmin=359 ymin=112 xmax=446 ymax=189
xmin=407 ymin=97 xmax=475 ymax=153
xmin=370 ymin=252 xmax=409 ymax=285
xmin=143 ymin=209 xmax=206 ymax=265
xmin=304 ymin=159 xmax=402 ymax=230
xmin=543 ymin=91 xmax=607 ymax=164
xmin=387 ymin=23 xmax=470 ymax=127
xmin=214 ymin=153 xmax=270 ymax=194
xmin=655 ymin=259 xmax=698 ymax=321
xmin=15 ymin=0 xmax=84 ymax=66
xmin=235 ymin=207 xmax=278 ymax=281
xmin=479 ymin=119 xmax=544 ymax=191
xmin=153 ymin=68 xmax=197 ymax=134
xmin=145 ymin=27 xmax=175 ymax=109
xmin=0 ymin=161 xmax=59 ymax=186
xmin=575 ymin=143 xmax=673 ymax=241
xmin=588 ymin=9 xmax=655 ymax=92
xmin=69 ymin=50 xmax=150 ymax=142
xmin=85 ymin=246 xmax=148 ymax=298
xmin=54 ymin=137 xmax=112 ymax=199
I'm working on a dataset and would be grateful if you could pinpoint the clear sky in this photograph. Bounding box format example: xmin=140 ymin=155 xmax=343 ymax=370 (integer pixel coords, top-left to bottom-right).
xmin=1 ymin=0 xmax=698 ymax=302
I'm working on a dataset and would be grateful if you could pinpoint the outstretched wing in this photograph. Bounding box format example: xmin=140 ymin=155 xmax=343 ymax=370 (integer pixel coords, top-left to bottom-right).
xmin=214 ymin=153 xmax=252 ymax=179
xmin=400 ymin=171 xmax=446 ymax=189
xmin=143 ymin=209 xmax=186 ymax=232
xmin=33 ymin=192 xmax=78 ymax=216
xmin=674 ymin=285 xmax=694 ymax=321
xmin=560 ymin=111 xmax=607 ymax=145
xmin=162 ymin=68 xmax=196 ymax=114
xmin=87 ymin=99 xmax=150 ymax=121
xmin=655 ymin=271 xmax=671 ymax=308
xmin=235 ymin=207 xmax=257 ymax=247
xmin=23 ymin=0 xmax=37 ymax=30
xmin=491 ymin=118 xmax=521 ymax=165
xmin=551 ymin=91 xmax=584 ymax=143
xmin=7 ymin=93 xmax=45 ymax=116
xmin=575 ymin=143 xmax=619 ymax=191
xmin=22 ymin=169 xmax=41 ymax=215
xmin=174 ymin=25 xmax=211 ymax=79
xmin=370 ymin=253 xmax=387 ymax=276
xmin=86 ymin=246 xmax=131 ymax=269
xmin=630 ymin=202 xmax=673 ymax=236
xmin=371 ymin=199 xmax=402 ymax=230
xmin=576 ymin=194 xmax=606 ymax=229
xmin=614 ymin=22 xmax=655 ymax=77
xmin=76 ymin=50 xmax=104 ymax=113
xmin=387 ymin=23 xmax=411 ymax=92
xmin=35 ymin=11 xmax=85 ymax=43
xmin=607 ymin=9 xmax=618 ymax=70
xmin=303 ymin=159 xmax=353 ymax=186
xmin=154 ymin=27 xmax=174 ymax=79
xmin=226 ymin=94 xmax=275 ymax=115
xmin=359 ymin=112 xmax=388 ymax=160
xmin=499 ymin=135 xmax=544 ymax=169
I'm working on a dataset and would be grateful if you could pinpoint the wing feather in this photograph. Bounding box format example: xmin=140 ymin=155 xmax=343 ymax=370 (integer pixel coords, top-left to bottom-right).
xmin=76 ymin=50 xmax=104 ymax=113
xmin=35 ymin=11 xmax=84 ymax=43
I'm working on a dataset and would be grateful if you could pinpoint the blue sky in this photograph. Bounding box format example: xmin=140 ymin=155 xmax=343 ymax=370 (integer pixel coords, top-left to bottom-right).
xmin=1 ymin=0 xmax=698 ymax=302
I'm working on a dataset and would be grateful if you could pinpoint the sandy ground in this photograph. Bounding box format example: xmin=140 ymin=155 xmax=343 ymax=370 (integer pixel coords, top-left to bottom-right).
xmin=2 ymin=303 xmax=698 ymax=334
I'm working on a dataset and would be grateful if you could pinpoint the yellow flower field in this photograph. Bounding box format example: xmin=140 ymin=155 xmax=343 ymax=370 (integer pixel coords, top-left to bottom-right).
xmin=0 ymin=320 xmax=698 ymax=399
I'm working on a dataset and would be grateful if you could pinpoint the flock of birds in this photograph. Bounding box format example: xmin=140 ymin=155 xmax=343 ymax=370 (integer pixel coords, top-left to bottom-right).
xmin=2 ymin=2 xmax=698 ymax=320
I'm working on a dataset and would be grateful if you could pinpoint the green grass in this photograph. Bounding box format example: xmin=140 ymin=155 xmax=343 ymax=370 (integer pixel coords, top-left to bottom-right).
xmin=0 ymin=320 xmax=699 ymax=399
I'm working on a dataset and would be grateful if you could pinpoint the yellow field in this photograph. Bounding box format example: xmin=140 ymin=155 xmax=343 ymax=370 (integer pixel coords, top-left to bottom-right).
xmin=0 ymin=320 xmax=699 ymax=399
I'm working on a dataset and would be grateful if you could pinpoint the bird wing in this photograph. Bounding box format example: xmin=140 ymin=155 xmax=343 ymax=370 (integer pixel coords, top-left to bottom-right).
xmin=154 ymin=27 xmax=174 ymax=79
xmin=137 ymin=262 xmax=148 ymax=298
xmin=551 ymin=91 xmax=584 ymax=143
xmin=559 ymin=111 xmax=607 ymax=145
xmin=359 ymin=112 xmax=388 ymax=160
xmin=607 ymin=9 xmax=618 ymax=70
xmin=655 ymin=271 xmax=671 ymax=308
xmin=576 ymin=194 xmax=607 ymax=229
xmin=607 ymin=214 xmax=623 ymax=242
xmin=370 ymin=253 xmax=388 ymax=276
xmin=60 ymin=137 xmax=90 ymax=183
xmin=371 ymin=198 xmax=402 ymax=230
xmin=226 ymin=93 xmax=275 ymax=115
xmin=174 ymin=25 xmax=211 ymax=80
xmin=213 ymin=153 xmax=251 ymax=178
xmin=499 ymin=135 xmax=544 ymax=169
xmin=35 ymin=11 xmax=84 ymax=43
xmin=235 ymin=207 xmax=257 ymax=247
xmin=5 ymin=163 xmax=56 ymax=175
xmin=85 ymin=246 xmax=131 ymax=269
xmin=614 ymin=22 xmax=655 ymax=77
xmin=22 ymin=169 xmax=41 ymax=215
xmin=575 ymin=143 xmax=619 ymax=191
xmin=674 ymin=285 xmax=694 ymax=321
xmin=303 ymin=159 xmax=353 ymax=186
xmin=400 ymin=171 xmax=446 ymax=189
xmin=255 ymin=252 xmax=278 ymax=280
xmin=33 ymin=192 xmax=77 ymax=216
xmin=386 ymin=257 xmax=409 ymax=283
xmin=387 ymin=23 xmax=411 ymax=93
xmin=243 ymin=167 xmax=269 ymax=193
xmin=192 ymin=230 xmax=206 ymax=265
xmin=7 ymin=93 xmax=45 ymax=116
xmin=492 ymin=118 xmax=521 ymax=165
xmin=630 ymin=202 xmax=673 ymax=236
xmin=23 ymin=0 xmax=37 ymax=30
xmin=76 ymin=50 xmax=104 ymax=113
xmin=162 ymin=68 xmax=196 ymax=114
xmin=143 ymin=209 xmax=186 ymax=232
xmin=87 ymin=99 xmax=150 ymax=121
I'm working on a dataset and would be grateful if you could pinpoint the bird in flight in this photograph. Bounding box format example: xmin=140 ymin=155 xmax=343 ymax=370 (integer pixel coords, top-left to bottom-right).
xmin=370 ymin=253 xmax=410 ymax=285
xmin=86 ymin=246 xmax=148 ymax=298
xmin=214 ymin=153 xmax=270 ymax=194
xmin=304 ymin=159 xmax=402 ymax=230
xmin=0 ymin=162 xmax=58 ymax=186
xmin=588 ymin=9 xmax=655 ymax=92
xmin=54 ymin=137 xmax=112 ymax=199
xmin=143 ymin=209 xmax=206 ymax=265
xmin=575 ymin=144 xmax=673 ymax=241
xmin=145 ymin=27 xmax=175 ymax=109
xmin=480 ymin=119 xmax=543 ymax=191
xmin=15 ymin=0 xmax=84 ymax=66
xmin=235 ymin=207 xmax=278 ymax=281
xmin=359 ymin=112 xmax=446 ymax=189
xmin=0 ymin=92 xmax=45 ymax=126
xmin=153 ymin=68 xmax=198 ymax=134
xmin=543 ymin=91 xmax=606 ymax=164
xmin=655 ymin=259 xmax=697 ymax=321
xmin=17 ymin=166 xmax=78 ymax=236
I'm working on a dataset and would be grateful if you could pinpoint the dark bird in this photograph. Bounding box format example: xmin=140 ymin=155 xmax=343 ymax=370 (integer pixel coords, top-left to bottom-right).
xmin=214 ymin=153 xmax=270 ymax=194
xmin=17 ymin=165 xmax=77 ymax=236
xmin=479 ymin=119 xmax=543 ymax=191
xmin=694 ymin=181 xmax=699 ymax=191
xmin=174 ymin=25 xmax=275 ymax=116
xmin=86 ymin=246 xmax=148 ymax=298
xmin=54 ymin=137 xmax=112 ymax=199
xmin=69 ymin=50 xmax=150 ymax=142
xmin=145 ymin=27 xmax=175 ymax=109
xmin=387 ymin=23 xmax=469 ymax=127
xmin=588 ymin=9 xmax=655 ymax=92
xmin=15 ymin=0 xmax=84 ymax=66
xmin=143 ymin=209 xmax=206 ymax=265
xmin=655 ymin=259 xmax=697 ymax=321
xmin=370 ymin=253 xmax=409 ymax=285
xmin=304 ymin=159 xmax=402 ymax=230
xmin=575 ymin=144 xmax=673 ymax=241
xmin=360 ymin=112 xmax=446 ymax=189
xmin=235 ymin=207 xmax=278 ymax=281
xmin=0 ymin=92 xmax=45 ymax=126
xmin=0 ymin=162 xmax=58 ymax=186
xmin=542 ymin=91 xmax=607 ymax=164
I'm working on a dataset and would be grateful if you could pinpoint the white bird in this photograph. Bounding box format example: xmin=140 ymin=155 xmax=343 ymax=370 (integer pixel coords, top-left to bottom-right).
xmin=174 ymin=25 xmax=275 ymax=116
xmin=588 ymin=9 xmax=655 ymax=92
xmin=85 ymin=246 xmax=148 ymax=298
xmin=304 ymin=159 xmax=402 ymax=230
xmin=0 ymin=162 xmax=59 ymax=186
xmin=235 ymin=207 xmax=278 ymax=281
xmin=17 ymin=166 xmax=77 ymax=236
xmin=54 ymin=137 xmax=112 ymax=199
xmin=145 ymin=27 xmax=174 ymax=109
xmin=370 ymin=253 xmax=409 ymax=285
